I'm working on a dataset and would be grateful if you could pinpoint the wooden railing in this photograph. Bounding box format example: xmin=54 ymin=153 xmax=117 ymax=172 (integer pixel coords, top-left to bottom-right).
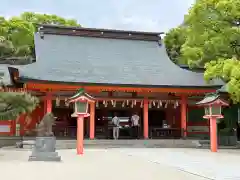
xmin=51 ymin=125 xmax=181 ymax=139
xmin=53 ymin=126 xmax=77 ymax=138
xmin=149 ymin=126 xmax=181 ymax=139
xmin=24 ymin=125 xmax=181 ymax=139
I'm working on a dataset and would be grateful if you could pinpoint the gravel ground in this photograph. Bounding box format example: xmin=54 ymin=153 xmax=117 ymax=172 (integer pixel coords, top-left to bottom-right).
xmin=0 ymin=148 xmax=209 ymax=180
xmin=114 ymin=148 xmax=240 ymax=180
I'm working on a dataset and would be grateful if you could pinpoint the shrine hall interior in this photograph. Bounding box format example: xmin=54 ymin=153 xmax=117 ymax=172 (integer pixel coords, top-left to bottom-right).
xmin=37 ymin=91 xmax=209 ymax=140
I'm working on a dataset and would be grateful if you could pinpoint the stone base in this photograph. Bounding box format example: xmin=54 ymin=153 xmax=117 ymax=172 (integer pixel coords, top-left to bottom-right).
xmin=28 ymin=152 xmax=61 ymax=162
xmin=28 ymin=136 xmax=61 ymax=162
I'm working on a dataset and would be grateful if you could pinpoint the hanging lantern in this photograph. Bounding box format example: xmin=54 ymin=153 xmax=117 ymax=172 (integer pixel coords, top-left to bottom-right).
xmin=56 ymin=96 xmax=60 ymax=107
xmin=134 ymin=100 xmax=137 ymax=105
xmin=140 ymin=100 xmax=143 ymax=108
xmin=149 ymin=101 xmax=152 ymax=108
xmin=159 ymin=100 xmax=162 ymax=107
xmin=126 ymin=100 xmax=129 ymax=106
xmin=176 ymin=101 xmax=179 ymax=107
xmin=131 ymin=100 xmax=134 ymax=108
xmin=174 ymin=100 xmax=178 ymax=109
xmin=152 ymin=100 xmax=156 ymax=106
xmin=164 ymin=101 xmax=168 ymax=108
xmin=96 ymin=101 xmax=99 ymax=107
xmin=104 ymin=101 xmax=108 ymax=107
xmin=122 ymin=101 xmax=125 ymax=107
xmin=113 ymin=100 xmax=116 ymax=107
xmin=65 ymin=98 xmax=69 ymax=107
xmin=157 ymin=101 xmax=160 ymax=108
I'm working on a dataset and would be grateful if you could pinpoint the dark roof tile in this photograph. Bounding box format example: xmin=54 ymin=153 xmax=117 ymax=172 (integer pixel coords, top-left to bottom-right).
xmin=18 ymin=29 xmax=223 ymax=88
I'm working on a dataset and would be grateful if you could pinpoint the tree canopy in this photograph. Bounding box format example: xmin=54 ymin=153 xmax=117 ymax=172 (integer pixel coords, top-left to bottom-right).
xmin=0 ymin=12 xmax=80 ymax=64
xmin=164 ymin=26 xmax=187 ymax=65
xmin=0 ymin=91 xmax=39 ymax=120
xmin=164 ymin=0 xmax=240 ymax=102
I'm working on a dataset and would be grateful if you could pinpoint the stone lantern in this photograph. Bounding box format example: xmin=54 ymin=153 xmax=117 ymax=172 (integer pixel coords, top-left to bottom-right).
xmin=196 ymin=93 xmax=229 ymax=152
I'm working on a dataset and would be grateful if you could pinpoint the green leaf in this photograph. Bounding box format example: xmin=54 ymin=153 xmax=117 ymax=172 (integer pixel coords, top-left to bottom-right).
xmin=0 ymin=12 xmax=81 ymax=64
xmin=0 ymin=91 xmax=39 ymax=120
xmin=166 ymin=0 xmax=240 ymax=102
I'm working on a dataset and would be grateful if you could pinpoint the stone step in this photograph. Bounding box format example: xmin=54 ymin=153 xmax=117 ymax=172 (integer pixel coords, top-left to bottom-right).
xmin=20 ymin=139 xmax=200 ymax=149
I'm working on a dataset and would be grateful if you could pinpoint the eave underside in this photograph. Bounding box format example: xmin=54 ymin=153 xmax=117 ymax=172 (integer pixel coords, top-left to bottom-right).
xmin=22 ymin=79 xmax=220 ymax=94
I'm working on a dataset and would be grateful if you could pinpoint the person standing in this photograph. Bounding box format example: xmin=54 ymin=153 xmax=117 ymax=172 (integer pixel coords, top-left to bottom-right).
xmin=131 ymin=112 xmax=140 ymax=139
xmin=112 ymin=113 xmax=120 ymax=140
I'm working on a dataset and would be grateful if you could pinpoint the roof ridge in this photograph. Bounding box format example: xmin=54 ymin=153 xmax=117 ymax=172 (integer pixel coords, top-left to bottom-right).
xmin=37 ymin=24 xmax=163 ymax=42
xmin=38 ymin=24 xmax=164 ymax=35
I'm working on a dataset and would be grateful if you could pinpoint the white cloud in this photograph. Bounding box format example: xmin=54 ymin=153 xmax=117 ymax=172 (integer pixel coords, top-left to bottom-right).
xmin=114 ymin=16 xmax=163 ymax=32
xmin=0 ymin=0 xmax=195 ymax=32
xmin=92 ymin=0 xmax=195 ymax=32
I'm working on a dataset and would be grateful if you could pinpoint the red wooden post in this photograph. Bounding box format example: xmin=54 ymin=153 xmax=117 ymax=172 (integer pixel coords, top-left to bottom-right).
xmin=77 ymin=115 xmax=84 ymax=155
xmin=210 ymin=117 xmax=217 ymax=152
xmin=181 ymin=95 xmax=187 ymax=137
xmin=44 ymin=93 xmax=52 ymax=114
xmin=11 ymin=120 xmax=16 ymax=136
xmin=89 ymin=102 xmax=95 ymax=139
xmin=18 ymin=114 xmax=26 ymax=136
xmin=143 ymin=99 xmax=149 ymax=139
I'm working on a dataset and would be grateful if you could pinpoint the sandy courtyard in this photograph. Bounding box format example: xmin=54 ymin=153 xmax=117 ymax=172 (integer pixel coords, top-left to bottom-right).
xmin=1 ymin=148 xmax=240 ymax=180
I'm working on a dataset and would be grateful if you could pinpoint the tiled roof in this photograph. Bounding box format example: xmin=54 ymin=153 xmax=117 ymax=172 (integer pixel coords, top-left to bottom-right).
xmin=18 ymin=26 xmax=223 ymax=88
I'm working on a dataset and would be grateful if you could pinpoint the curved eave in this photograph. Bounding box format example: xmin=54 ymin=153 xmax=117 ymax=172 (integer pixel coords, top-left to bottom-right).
xmin=196 ymin=96 xmax=219 ymax=105
xmin=18 ymin=77 xmax=222 ymax=89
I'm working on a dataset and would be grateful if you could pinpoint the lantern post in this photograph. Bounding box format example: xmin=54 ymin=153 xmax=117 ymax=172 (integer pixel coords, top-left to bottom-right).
xmin=196 ymin=93 xmax=229 ymax=152
xmin=67 ymin=88 xmax=95 ymax=155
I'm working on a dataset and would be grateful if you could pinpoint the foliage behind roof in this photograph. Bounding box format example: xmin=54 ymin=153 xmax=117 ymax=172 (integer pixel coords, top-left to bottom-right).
xmin=0 ymin=65 xmax=11 ymax=85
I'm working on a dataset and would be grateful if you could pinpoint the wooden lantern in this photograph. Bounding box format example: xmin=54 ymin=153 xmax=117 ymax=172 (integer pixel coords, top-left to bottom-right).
xmin=196 ymin=93 xmax=229 ymax=152
xmin=67 ymin=88 xmax=95 ymax=117
xmin=196 ymin=94 xmax=228 ymax=119
xmin=67 ymin=88 xmax=95 ymax=155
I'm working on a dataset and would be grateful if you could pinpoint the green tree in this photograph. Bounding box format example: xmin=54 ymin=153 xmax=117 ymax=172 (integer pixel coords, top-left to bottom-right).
xmin=0 ymin=12 xmax=80 ymax=64
xmin=0 ymin=91 xmax=39 ymax=120
xmin=180 ymin=0 xmax=240 ymax=102
xmin=164 ymin=26 xmax=187 ymax=64
xmin=0 ymin=74 xmax=39 ymax=121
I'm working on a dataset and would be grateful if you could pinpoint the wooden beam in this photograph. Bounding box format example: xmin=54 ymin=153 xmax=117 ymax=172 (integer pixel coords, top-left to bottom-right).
xmin=40 ymin=96 xmax=179 ymax=101
xmin=25 ymin=82 xmax=216 ymax=94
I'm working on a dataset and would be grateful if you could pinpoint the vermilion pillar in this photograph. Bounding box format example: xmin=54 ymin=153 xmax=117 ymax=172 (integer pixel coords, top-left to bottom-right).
xmin=45 ymin=93 xmax=52 ymax=113
xmin=210 ymin=117 xmax=217 ymax=152
xmin=89 ymin=102 xmax=95 ymax=139
xmin=143 ymin=99 xmax=149 ymax=139
xmin=11 ymin=120 xmax=16 ymax=136
xmin=18 ymin=114 xmax=26 ymax=136
xmin=181 ymin=95 xmax=187 ymax=138
xmin=77 ymin=115 xmax=84 ymax=155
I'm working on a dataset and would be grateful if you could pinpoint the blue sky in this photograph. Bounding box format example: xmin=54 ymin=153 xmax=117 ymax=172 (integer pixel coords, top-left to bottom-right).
xmin=0 ymin=0 xmax=195 ymax=33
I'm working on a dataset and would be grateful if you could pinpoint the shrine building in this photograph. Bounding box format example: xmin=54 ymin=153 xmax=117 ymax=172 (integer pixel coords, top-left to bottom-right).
xmin=4 ymin=24 xmax=223 ymax=139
